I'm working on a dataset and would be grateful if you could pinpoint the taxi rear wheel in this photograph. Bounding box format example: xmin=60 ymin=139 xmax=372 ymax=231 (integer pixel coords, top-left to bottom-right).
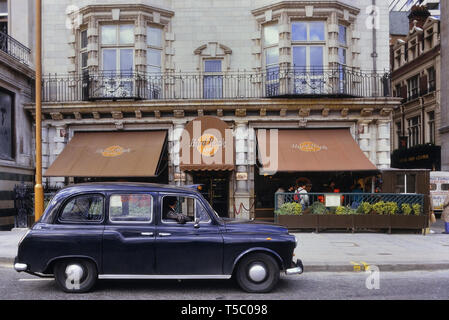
xmin=235 ymin=252 xmax=280 ymax=293
xmin=54 ymin=259 xmax=97 ymax=293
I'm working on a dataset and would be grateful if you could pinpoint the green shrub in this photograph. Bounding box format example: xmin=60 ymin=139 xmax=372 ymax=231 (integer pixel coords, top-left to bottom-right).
xmin=401 ymin=203 xmax=412 ymax=216
xmin=336 ymin=206 xmax=358 ymax=215
xmin=384 ymin=202 xmax=399 ymax=215
xmin=357 ymin=202 xmax=372 ymax=215
xmin=372 ymin=201 xmax=386 ymax=215
xmin=336 ymin=206 xmax=347 ymax=215
xmin=310 ymin=201 xmax=327 ymax=215
xmin=275 ymin=202 xmax=303 ymax=216
xmin=412 ymin=204 xmax=422 ymax=216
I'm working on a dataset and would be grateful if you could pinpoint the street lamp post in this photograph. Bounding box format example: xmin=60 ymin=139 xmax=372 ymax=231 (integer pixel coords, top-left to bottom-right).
xmin=34 ymin=0 xmax=44 ymax=221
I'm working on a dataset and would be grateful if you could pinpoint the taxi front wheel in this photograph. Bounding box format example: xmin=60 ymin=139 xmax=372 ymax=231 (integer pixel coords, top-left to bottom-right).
xmin=235 ymin=252 xmax=280 ymax=293
xmin=54 ymin=259 xmax=97 ymax=293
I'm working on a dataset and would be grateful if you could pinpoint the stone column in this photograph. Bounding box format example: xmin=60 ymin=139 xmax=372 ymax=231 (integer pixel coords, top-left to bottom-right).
xmin=170 ymin=121 xmax=186 ymax=186
xmin=376 ymin=120 xmax=391 ymax=169
xmin=234 ymin=121 xmax=251 ymax=219
xmin=357 ymin=120 xmax=375 ymax=165
xmin=48 ymin=125 xmax=67 ymax=188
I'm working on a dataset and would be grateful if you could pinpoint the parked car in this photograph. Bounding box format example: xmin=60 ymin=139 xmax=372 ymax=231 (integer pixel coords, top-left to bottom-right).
xmin=430 ymin=171 xmax=449 ymax=215
xmin=14 ymin=183 xmax=303 ymax=293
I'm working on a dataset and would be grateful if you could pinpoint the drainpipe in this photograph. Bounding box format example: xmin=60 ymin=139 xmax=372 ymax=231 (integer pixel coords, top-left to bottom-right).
xmin=371 ymin=0 xmax=378 ymax=74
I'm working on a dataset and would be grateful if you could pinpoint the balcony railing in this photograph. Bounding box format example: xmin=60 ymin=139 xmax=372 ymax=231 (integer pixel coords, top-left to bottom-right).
xmin=40 ymin=67 xmax=391 ymax=102
xmin=0 ymin=31 xmax=31 ymax=66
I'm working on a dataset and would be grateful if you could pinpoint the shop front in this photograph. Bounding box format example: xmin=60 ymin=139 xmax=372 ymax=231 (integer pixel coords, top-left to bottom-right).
xmin=254 ymin=128 xmax=379 ymax=221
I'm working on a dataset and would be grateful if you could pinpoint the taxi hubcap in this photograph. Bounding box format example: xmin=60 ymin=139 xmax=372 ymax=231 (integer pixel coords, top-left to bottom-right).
xmin=248 ymin=263 xmax=267 ymax=283
xmin=65 ymin=264 xmax=84 ymax=282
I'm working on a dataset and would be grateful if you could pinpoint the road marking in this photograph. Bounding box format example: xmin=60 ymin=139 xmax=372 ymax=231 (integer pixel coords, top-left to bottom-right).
xmin=18 ymin=278 xmax=53 ymax=282
xmin=351 ymin=261 xmax=362 ymax=272
xmin=0 ymin=263 xmax=13 ymax=269
xmin=351 ymin=261 xmax=370 ymax=272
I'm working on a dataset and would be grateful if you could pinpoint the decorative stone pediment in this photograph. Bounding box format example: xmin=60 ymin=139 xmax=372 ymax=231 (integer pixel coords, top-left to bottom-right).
xmin=194 ymin=42 xmax=232 ymax=70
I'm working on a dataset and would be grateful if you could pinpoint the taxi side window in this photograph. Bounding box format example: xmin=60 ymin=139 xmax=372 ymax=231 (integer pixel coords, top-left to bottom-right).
xmin=162 ymin=195 xmax=211 ymax=224
xmin=109 ymin=194 xmax=153 ymax=223
xmin=59 ymin=194 xmax=104 ymax=223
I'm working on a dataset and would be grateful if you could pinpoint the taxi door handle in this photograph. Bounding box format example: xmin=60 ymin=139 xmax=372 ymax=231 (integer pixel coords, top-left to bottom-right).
xmin=141 ymin=232 xmax=154 ymax=236
xmin=158 ymin=233 xmax=171 ymax=237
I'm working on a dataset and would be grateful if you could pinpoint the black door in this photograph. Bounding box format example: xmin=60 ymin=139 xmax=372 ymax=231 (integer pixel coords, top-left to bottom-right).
xmin=102 ymin=193 xmax=157 ymax=275
xmin=156 ymin=194 xmax=224 ymax=276
xmin=193 ymin=171 xmax=230 ymax=217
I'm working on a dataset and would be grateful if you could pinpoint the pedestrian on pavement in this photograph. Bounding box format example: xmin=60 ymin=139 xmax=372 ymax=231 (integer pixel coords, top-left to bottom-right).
xmin=442 ymin=194 xmax=449 ymax=234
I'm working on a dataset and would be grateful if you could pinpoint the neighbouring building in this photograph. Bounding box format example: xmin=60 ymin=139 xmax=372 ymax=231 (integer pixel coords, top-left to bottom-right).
xmin=29 ymin=0 xmax=401 ymax=221
xmin=0 ymin=0 xmax=35 ymax=229
xmin=390 ymin=5 xmax=441 ymax=171
xmin=440 ymin=0 xmax=449 ymax=170
xmin=390 ymin=0 xmax=440 ymax=18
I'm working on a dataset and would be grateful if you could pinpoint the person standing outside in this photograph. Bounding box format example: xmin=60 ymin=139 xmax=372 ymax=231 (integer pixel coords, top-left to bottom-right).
xmin=296 ymin=182 xmax=309 ymax=210
xmin=442 ymin=194 xmax=449 ymax=234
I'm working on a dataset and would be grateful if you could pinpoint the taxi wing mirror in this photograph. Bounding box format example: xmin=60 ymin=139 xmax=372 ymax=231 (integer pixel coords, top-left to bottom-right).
xmin=194 ymin=218 xmax=200 ymax=229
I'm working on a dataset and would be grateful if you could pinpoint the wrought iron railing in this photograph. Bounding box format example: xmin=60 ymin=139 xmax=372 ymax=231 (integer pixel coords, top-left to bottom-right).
xmin=40 ymin=67 xmax=391 ymax=102
xmin=274 ymin=192 xmax=425 ymax=215
xmin=0 ymin=30 xmax=31 ymax=66
xmin=14 ymin=184 xmax=60 ymax=227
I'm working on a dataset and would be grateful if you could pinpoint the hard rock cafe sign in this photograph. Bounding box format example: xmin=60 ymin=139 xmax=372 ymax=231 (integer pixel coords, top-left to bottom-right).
xmin=99 ymin=145 xmax=130 ymax=157
xmin=194 ymin=134 xmax=222 ymax=157
xmin=180 ymin=116 xmax=234 ymax=170
xmin=292 ymin=141 xmax=328 ymax=152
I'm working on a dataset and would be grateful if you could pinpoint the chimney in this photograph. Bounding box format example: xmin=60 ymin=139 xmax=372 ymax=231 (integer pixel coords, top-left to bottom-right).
xmin=408 ymin=5 xmax=431 ymax=29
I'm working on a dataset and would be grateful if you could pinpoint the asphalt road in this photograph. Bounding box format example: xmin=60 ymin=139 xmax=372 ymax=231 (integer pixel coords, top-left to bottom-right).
xmin=1 ymin=262 xmax=448 ymax=301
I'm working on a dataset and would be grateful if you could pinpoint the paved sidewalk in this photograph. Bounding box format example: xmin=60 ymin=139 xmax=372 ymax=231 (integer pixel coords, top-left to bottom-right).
xmin=1 ymin=224 xmax=449 ymax=273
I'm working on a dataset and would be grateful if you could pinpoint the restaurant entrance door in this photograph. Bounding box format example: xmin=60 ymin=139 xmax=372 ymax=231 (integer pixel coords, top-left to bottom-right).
xmin=193 ymin=171 xmax=230 ymax=218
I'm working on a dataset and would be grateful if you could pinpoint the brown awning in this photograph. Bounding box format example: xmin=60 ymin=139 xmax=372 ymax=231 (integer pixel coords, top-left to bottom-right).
xmin=180 ymin=116 xmax=234 ymax=171
xmin=257 ymin=129 xmax=377 ymax=173
xmin=44 ymin=131 xmax=167 ymax=177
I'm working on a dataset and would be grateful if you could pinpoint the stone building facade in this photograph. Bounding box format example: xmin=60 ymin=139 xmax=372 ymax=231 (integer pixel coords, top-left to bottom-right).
xmin=441 ymin=0 xmax=449 ymax=171
xmin=0 ymin=0 xmax=35 ymax=229
xmin=28 ymin=0 xmax=400 ymax=220
xmin=390 ymin=11 xmax=441 ymax=170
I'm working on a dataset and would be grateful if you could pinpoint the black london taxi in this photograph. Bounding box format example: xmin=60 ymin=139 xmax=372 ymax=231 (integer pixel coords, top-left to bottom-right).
xmin=14 ymin=183 xmax=303 ymax=293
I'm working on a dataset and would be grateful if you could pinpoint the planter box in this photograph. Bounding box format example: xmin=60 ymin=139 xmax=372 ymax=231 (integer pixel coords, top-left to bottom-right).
xmin=318 ymin=215 xmax=353 ymax=231
xmin=276 ymin=213 xmax=428 ymax=233
xmin=390 ymin=215 xmax=427 ymax=230
xmin=353 ymin=214 xmax=390 ymax=230
xmin=277 ymin=214 xmax=318 ymax=230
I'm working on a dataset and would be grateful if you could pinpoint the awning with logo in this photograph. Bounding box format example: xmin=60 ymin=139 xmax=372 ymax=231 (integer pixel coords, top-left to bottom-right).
xmin=257 ymin=129 xmax=377 ymax=174
xmin=180 ymin=116 xmax=235 ymax=171
xmin=44 ymin=131 xmax=167 ymax=177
